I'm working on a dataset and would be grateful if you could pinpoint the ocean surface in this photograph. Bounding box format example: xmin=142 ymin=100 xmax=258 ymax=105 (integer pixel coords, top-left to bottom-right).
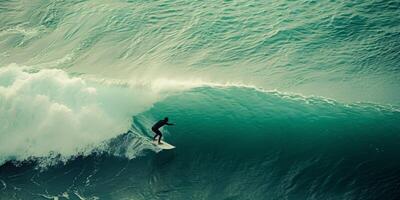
xmin=1 ymin=0 xmax=400 ymax=199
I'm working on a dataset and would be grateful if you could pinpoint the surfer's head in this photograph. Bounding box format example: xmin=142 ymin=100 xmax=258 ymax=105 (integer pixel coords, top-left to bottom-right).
xmin=164 ymin=117 xmax=169 ymax=121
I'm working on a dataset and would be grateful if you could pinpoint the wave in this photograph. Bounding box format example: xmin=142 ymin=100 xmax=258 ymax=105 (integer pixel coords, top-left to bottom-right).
xmin=1 ymin=64 xmax=399 ymax=167
xmin=1 ymin=72 xmax=399 ymax=199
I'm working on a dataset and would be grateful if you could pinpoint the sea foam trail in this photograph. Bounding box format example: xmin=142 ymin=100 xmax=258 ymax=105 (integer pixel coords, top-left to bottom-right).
xmin=0 ymin=65 xmax=163 ymax=166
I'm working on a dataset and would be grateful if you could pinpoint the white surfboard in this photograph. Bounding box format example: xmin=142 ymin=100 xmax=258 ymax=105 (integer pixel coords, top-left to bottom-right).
xmin=152 ymin=139 xmax=175 ymax=150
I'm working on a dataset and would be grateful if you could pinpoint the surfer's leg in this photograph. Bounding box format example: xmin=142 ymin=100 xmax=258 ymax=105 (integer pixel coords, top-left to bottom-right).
xmin=158 ymin=133 xmax=163 ymax=144
xmin=152 ymin=129 xmax=162 ymax=141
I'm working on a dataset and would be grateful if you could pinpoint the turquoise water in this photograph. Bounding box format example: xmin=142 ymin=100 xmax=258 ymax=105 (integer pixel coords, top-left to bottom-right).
xmin=1 ymin=0 xmax=400 ymax=199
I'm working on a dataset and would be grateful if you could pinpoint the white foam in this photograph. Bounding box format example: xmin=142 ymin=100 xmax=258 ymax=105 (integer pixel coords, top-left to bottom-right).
xmin=0 ymin=64 xmax=161 ymax=165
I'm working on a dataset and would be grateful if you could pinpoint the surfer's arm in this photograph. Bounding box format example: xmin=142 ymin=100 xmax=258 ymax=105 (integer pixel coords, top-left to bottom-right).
xmin=166 ymin=123 xmax=174 ymax=125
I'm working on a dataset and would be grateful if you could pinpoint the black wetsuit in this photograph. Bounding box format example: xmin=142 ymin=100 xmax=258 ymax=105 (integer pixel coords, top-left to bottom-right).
xmin=152 ymin=120 xmax=173 ymax=143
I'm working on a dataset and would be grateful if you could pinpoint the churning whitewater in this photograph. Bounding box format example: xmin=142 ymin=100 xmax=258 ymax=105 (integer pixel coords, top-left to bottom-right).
xmin=1 ymin=0 xmax=400 ymax=199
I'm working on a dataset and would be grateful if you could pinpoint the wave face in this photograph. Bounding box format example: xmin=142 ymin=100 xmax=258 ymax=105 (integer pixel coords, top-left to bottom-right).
xmin=1 ymin=85 xmax=400 ymax=199
xmin=1 ymin=0 xmax=400 ymax=199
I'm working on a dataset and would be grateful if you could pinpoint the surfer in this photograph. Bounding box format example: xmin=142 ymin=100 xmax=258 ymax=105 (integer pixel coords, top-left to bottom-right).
xmin=152 ymin=117 xmax=174 ymax=144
